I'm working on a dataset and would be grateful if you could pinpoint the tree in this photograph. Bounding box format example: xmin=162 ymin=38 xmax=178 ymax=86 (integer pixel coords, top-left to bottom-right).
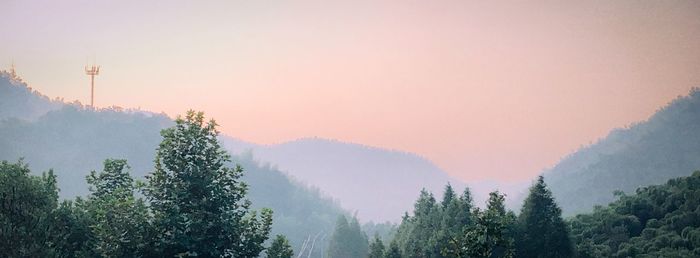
xmin=569 ymin=171 xmax=700 ymax=257
xmin=437 ymin=184 xmax=467 ymax=257
xmin=385 ymin=240 xmax=402 ymax=258
xmin=49 ymin=198 xmax=95 ymax=257
xmin=145 ymin=111 xmax=273 ymax=257
xmin=0 ymin=160 xmax=58 ymax=257
xmin=266 ymin=235 xmax=294 ymax=258
xmin=460 ymin=191 xmax=514 ymax=258
xmin=328 ymin=215 xmax=369 ymax=258
xmin=402 ymin=189 xmax=440 ymax=257
xmin=392 ymin=185 xmax=478 ymax=258
xmin=369 ymin=234 xmax=386 ymax=258
xmin=517 ymin=176 xmax=573 ymax=258
xmin=85 ymin=159 xmax=152 ymax=257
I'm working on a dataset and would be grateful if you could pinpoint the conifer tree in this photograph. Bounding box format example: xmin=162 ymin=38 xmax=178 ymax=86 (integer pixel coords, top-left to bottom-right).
xmin=385 ymin=241 xmax=402 ymax=258
xmin=517 ymin=176 xmax=573 ymax=258
xmin=266 ymin=235 xmax=294 ymax=258
xmin=328 ymin=215 xmax=369 ymax=258
xmin=145 ymin=111 xmax=273 ymax=257
xmin=369 ymin=234 xmax=386 ymax=258
xmin=403 ymin=189 xmax=440 ymax=257
xmin=461 ymin=191 xmax=514 ymax=258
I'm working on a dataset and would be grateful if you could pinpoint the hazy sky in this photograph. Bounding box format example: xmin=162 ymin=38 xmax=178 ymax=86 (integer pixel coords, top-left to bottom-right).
xmin=3 ymin=1 xmax=700 ymax=182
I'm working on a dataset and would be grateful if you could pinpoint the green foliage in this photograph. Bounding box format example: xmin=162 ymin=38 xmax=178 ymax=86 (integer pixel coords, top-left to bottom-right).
xmin=384 ymin=241 xmax=402 ymax=258
xmin=267 ymin=235 xmax=294 ymax=258
xmin=49 ymin=199 xmax=96 ymax=257
xmin=569 ymin=171 xmax=700 ymax=257
xmin=516 ymin=176 xmax=573 ymax=258
xmin=85 ymin=159 xmax=152 ymax=257
xmin=369 ymin=234 xmax=386 ymax=258
xmin=145 ymin=110 xmax=273 ymax=257
xmin=458 ymin=192 xmax=515 ymax=258
xmin=0 ymin=97 xmax=345 ymax=255
xmin=1 ymin=111 xmax=289 ymax=257
xmin=235 ymin=155 xmax=345 ymax=256
xmin=392 ymin=185 xmax=516 ymax=258
xmin=328 ymin=215 xmax=369 ymax=258
xmin=0 ymin=160 xmax=58 ymax=257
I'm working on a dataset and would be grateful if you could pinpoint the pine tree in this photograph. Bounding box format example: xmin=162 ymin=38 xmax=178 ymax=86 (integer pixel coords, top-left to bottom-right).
xmin=457 ymin=188 xmax=475 ymax=227
xmin=328 ymin=215 xmax=351 ymax=258
xmin=369 ymin=234 xmax=386 ymax=258
xmin=145 ymin=111 xmax=273 ymax=257
xmin=517 ymin=176 xmax=573 ymax=258
xmin=328 ymin=215 xmax=369 ymax=258
xmin=266 ymin=235 xmax=294 ymax=258
xmin=403 ymin=189 xmax=440 ymax=257
xmin=460 ymin=191 xmax=514 ymax=258
xmin=436 ymin=183 xmax=460 ymax=257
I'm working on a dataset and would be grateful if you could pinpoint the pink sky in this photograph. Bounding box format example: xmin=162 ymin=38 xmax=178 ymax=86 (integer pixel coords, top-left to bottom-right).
xmin=3 ymin=1 xmax=700 ymax=182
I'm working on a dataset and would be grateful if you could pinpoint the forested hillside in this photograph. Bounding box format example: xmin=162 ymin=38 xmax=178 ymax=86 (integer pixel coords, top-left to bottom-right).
xmin=0 ymin=70 xmax=62 ymax=120
xmin=0 ymin=113 xmax=277 ymax=257
xmin=570 ymin=171 xmax=700 ymax=257
xmin=223 ymin=136 xmax=464 ymax=222
xmin=544 ymin=88 xmax=700 ymax=216
xmin=326 ymin=172 xmax=700 ymax=257
xmin=0 ymin=73 xmax=344 ymax=256
xmin=331 ymin=177 xmax=576 ymax=257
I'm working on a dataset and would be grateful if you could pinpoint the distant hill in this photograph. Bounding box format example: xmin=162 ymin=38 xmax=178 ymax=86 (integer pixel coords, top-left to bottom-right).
xmin=0 ymin=72 xmax=343 ymax=256
xmin=0 ymin=70 xmax=62 ymax=120
xmin=223 ymin=137 xmax=465 ymax=222
xmin=544 ymin=88 xmax=700 ymax=216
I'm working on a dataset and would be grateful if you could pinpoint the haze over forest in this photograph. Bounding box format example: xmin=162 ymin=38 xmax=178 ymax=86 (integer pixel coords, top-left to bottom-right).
xmin=2 ymin=1 xmax=700 ymax=257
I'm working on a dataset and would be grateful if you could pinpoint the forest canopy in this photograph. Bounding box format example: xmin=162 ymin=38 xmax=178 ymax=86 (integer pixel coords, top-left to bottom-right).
xmin=0 ymin=111 xmax=277 ymax=257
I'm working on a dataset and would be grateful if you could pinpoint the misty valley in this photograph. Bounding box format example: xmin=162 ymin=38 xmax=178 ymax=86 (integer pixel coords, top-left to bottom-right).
xmin=3 ymin=66 xmax=700 ymax=258
xmin=4 ymin=1 xmax=700 ymax=256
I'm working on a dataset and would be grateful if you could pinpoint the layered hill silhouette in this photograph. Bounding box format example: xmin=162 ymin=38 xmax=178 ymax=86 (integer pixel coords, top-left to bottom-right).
xmin=544 ymin=88 xmax=700 ymax=216
xmin=224 ymin=137 xmax=465 ymax=222
xmin=0 ymin=70 xmax=62 ymax=120
xmin=0 ymin=71 xmax=342 ymax=256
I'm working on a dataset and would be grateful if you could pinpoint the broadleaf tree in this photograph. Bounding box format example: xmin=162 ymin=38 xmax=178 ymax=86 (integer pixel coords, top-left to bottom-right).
xmin=145 ymin=110 xmax=273 ymax=257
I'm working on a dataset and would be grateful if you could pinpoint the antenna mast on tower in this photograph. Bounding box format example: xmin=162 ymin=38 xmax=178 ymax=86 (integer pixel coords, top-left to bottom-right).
xmin=85 ymin=64 xmax=100 ymax=108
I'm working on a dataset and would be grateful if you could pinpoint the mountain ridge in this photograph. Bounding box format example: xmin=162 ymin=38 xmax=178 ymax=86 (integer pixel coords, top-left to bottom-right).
xmin=543 ymin=87 xmax=700 ymax=216
xmin=223 ymin=136 xmax=466 ymax=222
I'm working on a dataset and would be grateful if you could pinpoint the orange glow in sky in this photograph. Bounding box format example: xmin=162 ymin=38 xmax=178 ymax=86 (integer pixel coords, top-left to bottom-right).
xmin=3 ymin=1 xmax=700 ymax=182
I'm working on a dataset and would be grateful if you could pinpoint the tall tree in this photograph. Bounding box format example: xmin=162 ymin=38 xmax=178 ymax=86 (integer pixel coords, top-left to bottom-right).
xmin=435 ymin=184 xmax=460 ymax=257
xmin=461 ymin=191 xmax=515 ymax=258
xmin=266 ymin=235 xmax=294 ymax=258
xmin=0 ymin=160 xmax=58 ymax=257
xmin=384 ymin=240 xmax=402 ymax=258
xmin=85 ymin=159 xmax=151 ymax=257
xmin=145 ymin=111 xmax=273 ymax=257
xmin=369 ymin=234 xmax=386 ymax=258
xmin=328 ymin=215 xmax=369 ymax=258
xmin=404 ymin=189 xmax=440 ymax=257
xmin=517 ymin=176 xmax=573 ymax=258
xmin=49 ymin=199 xmax=95 ymax=257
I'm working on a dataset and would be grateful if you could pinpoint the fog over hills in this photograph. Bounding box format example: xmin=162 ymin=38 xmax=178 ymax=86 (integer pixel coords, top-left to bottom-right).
xmin=0 ymin=71 xmax=343 ymax=256
xmin=224 ymin=137 xmax=466 ymax=222
xmin=543 ymin=88 xmax=700 ymax=216
xmin=0 ymin=69 xmax=62 ymax=120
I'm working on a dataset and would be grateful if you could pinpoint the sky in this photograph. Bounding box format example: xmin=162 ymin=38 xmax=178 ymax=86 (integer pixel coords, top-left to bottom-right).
xmin=2 ymin=0 xmax=700 ymax=183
